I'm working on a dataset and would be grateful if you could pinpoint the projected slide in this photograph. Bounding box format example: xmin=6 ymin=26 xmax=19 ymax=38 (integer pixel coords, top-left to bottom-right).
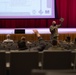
xmin=0 ymin=0 xmax=55 ymax=18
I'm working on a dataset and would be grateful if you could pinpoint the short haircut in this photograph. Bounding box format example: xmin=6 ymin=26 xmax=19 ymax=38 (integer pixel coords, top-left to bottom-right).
xmin=52 ymin=40 xmax=57 ymax=46
xmin=21 ymin=36 xmax=26 ymax=40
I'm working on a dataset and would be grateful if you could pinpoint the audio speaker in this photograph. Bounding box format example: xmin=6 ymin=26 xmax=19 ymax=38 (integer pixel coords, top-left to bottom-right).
xmin=15 ymin=29 xmax=25 ymax=34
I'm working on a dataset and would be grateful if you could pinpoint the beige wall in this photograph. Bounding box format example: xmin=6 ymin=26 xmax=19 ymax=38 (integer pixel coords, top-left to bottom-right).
xmin=0 ymin=33 xmax=76 ymax=42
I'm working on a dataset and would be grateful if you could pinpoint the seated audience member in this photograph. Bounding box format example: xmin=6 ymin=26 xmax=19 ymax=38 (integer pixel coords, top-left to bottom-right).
xmin=63 ymin=36 xmax=72 ymax=44
xmin=2 ymin=34 xmax=14 ymax=50
xmin=62 ymin=36 xmax=73 ymax=50
xmin=17 ymin=36 xmax=31 ymax=50
xmin=71 ymin=38 xmax=76 ymax=50
xmin=48 ymin=40 xmax=64 ymax=50
xmin=73 ymin=38 xmax=76 ymax=44
xmin=3 ymin=34 xmax=14 ymax=43
xmin=33 ymin=30 xmax=46 ymax=51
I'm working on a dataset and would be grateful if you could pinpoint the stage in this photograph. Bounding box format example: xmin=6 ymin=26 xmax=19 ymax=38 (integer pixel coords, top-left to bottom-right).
xmin=0 ymin=28 xmax=76 ymax=34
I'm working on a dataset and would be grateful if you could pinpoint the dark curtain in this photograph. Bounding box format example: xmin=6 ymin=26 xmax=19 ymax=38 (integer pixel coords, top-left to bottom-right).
xmin=56 ymin=0 xmax=76 ymax=28
xmin=0 ymin=0 xmax=76 ymax=28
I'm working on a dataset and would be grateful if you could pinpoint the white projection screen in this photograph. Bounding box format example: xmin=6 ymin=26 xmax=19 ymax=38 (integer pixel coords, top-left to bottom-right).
xmin=0 ymin=0 xmax=55 ymax=18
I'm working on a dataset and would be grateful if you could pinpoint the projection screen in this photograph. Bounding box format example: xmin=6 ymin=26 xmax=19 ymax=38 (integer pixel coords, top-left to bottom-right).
xmin=0 ymin=0 xmax=55 ymax=18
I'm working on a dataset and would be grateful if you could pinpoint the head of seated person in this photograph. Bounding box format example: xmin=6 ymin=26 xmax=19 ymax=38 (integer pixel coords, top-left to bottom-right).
xmin=6 ymin=34 xmax=10 ymax=39
xmin=21 ymin=36 xmax=26 ymax=42
xmin=51 ymin=40 xmax=58 ymax=46
xmin=74 ymin=38 xmax=76 ymax=44
xmin=65 ymin=36 xmax=71 ymax=42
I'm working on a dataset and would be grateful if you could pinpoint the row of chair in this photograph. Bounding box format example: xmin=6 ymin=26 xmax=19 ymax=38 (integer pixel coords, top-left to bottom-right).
xmin=31 ymin=69 xmax=76 ymax=75
xmin=0 ymin=50 xmax=76 ymax=75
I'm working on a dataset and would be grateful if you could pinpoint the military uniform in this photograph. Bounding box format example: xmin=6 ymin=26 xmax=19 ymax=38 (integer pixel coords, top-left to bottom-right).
xmin=50 ymin=24 xmax=61 ymax=41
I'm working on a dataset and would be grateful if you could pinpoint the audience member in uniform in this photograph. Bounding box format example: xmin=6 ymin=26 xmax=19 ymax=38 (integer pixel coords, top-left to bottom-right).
xmin=33 ymin=30 xmax=46 ymax=51
xmin=3 ymin=34 xmax=14 ymax=43
xmin=71 ymin=38 xmax=76 ymax=50
xmin=62 ymin=36 xmax=73 ymax=50
xmin=73 ymin=38 xmax=76 ymax=44
xmin=48 ymin=39 xmax=64 ymax=50
xmin=17 ymin=36 xmax=31 ymax=50
xmin=2 ymin=34 xmax=14 ymax=50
